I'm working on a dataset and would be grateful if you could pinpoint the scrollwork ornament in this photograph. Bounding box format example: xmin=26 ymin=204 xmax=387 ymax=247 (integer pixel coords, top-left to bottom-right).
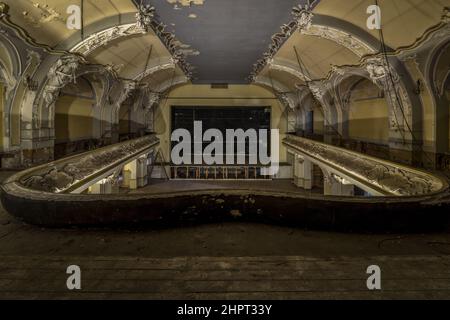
xmin=292 ymin=4 xmax=313 ymax=32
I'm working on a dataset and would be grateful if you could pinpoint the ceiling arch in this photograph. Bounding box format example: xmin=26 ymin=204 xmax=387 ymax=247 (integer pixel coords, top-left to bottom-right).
xmin=4 ymin=0 xmax=136 ymax=49
xmin=314 ymin=0 xmax=448 ymax=49
xmin=251 ymin=0 xmax=448 ymax=92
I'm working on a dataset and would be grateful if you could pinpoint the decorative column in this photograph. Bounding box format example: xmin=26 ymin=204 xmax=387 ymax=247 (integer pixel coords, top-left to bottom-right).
xmin=113 ymin=80 xmax=136 ymax=143
xmin=293 ymin=155 xmax=312 ymax=190
xmin=365 ymin=56 xmax=417 ymax=165
xmin=144 ymin=91 xmax=160 ymax=133
xmin=20 ymin=54 xmax=83 ymax=167
xmin=309 ymin=80 xmax=339 ymax=144
xmin=123 ymin=155 xmax=148 ymax=190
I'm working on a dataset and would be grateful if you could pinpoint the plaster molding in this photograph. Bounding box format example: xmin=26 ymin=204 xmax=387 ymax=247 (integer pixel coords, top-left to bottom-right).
xmin=42 ymin=54 xmax=84 ymax=107
xmin=284 ymin=135 xmax=446 ymax=196
xmin=136 ymin=4 xmax=156 ymax=32
xmin=308 ymin=80 xmax=328 ymax=102
xmin=267 ymin=60 xmax=311 ymax=82
xmin=302 ymin=24 xmax=376 ymax=57
xmin=292 ymin=4 xmax=314 ymax=32
xmin=70 ymin=24 xmax=146 ymax=56
xmin=134 ymin=60 xmax=176 ymax=82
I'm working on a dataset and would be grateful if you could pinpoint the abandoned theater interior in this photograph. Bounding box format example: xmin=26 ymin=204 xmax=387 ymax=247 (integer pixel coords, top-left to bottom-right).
xmin=0 ymin=0 xmax=450 ymax=300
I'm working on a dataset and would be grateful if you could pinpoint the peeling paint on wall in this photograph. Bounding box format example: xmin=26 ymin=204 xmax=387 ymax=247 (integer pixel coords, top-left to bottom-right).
xmin=22 ymin=1 xmax=63 ymax=27
xmin=173 ymin=40 xmax=200 ymax=56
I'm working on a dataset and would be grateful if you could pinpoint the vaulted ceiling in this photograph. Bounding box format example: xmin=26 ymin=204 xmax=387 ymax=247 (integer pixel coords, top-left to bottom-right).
xmin=258 ymin=0 xmax=448 ymax=92
xmin=5 ymin=0 xmax=136 ymax=47
xmin=3 ymin=0 xmax=448 ymax=92
xmin=140 ymin=0 xmax=314 ymax=84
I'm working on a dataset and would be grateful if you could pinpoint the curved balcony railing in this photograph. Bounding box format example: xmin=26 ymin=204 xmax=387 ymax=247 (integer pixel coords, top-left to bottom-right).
xmin=1 ymin=133 xmax=449 ymax=231
xmin=283 ymin=135 xmax=448 ymax=197
xmin=4 ymin=135 xmax=159 ymax=194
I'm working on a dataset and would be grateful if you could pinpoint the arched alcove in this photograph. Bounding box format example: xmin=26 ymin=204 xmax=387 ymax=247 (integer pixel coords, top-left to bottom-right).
xmin=313 ymin=102 xmax=325 ymax=137
xmin=347 ymin=78 xmax=389 ymax=144
xmin=54 ymin=76 xmax=97 ymax=159
xmin=119 ymin=95 xmax=134 ymax=141
xmin=298 ymin=93 xmax=325 ymax=140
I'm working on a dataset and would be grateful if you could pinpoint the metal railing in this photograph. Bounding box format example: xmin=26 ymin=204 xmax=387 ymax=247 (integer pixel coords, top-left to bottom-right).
xmin=170 ymin=166 xmax=272 ymax=180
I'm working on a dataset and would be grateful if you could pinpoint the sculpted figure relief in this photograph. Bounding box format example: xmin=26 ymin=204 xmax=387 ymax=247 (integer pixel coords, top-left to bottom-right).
xmin=43 ymin=55 xmax=83 ymax=106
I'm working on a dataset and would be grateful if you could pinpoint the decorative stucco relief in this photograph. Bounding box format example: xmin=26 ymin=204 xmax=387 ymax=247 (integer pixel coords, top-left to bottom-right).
xmin=42 ymin=54 xmax=84 ymax=106
xmin=70 ymin=24 xmax=146 ymax=56
xmin=302 ymin=25 xmax=375 ymax=57
xmin=136 ymin=4 xmax=156 ymax=32
xmin=21 ymin=135 xmax=159 ymax=193
xmin=292 ymin=4 xmax=313 ymax=32
xmin=0 ymin=66 xmax=17 ymax=101
xmin=284 ymin=135 xmax=446 ymax=196
xmin=308 ymin=80 xmax=327 ymax=102
xmin=267 ymin=60 xmax=310 ymax=82
xmin=116 ymin=80 xmax=137 ymax=110
xmin=250 ymin=4 xmax=376 ymax=82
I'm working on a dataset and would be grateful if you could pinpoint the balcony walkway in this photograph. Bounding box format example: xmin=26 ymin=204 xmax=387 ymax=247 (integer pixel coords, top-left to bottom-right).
xmin=1 ymin=135 xmax=449 ymax=230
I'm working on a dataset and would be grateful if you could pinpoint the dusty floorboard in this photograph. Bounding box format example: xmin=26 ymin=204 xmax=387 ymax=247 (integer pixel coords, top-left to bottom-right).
xmin=1 ymin=171 xmax=450 ymax=299
xmin=0 ymin=255 xmax=450 ymax=299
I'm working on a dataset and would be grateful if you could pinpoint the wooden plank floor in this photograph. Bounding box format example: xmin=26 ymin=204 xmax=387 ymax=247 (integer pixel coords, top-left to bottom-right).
xmin=1 ymin=255 xmax=450 ymax=299
xmin=1 ymin=172 xmax=450 ymax=300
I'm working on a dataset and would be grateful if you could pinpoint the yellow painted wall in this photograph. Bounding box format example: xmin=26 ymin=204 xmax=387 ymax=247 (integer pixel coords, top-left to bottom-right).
xmin=447 ymin=88 xmax=450 ymax=152
xmin=313 ymin=104 xmax=324 ymax=134
xmin=10 ymin=83 xmax=23 ymax=147
xmin=55 ymin=95 xmax=94 ymax=142
xmin=0 ymin=84 xmax=3 ymax=150
xmin=119 ymin=104 xmax=130 ymax=135
xmin=154 ymin=84 xmax=288 ymax=163
xmin=349 ymin=98 xmax=389 ymax=143
xmin=404 ymin=59 xmax=435 ymax=151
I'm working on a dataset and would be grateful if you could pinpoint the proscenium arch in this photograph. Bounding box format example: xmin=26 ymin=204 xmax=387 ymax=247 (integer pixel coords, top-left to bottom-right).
xmin=53 ymin=74 xmax=98 ymax=158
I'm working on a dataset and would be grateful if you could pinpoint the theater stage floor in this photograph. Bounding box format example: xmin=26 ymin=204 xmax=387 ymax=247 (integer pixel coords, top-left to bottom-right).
xmin=126 ymin=179 xmax=322 ymax=195
xmin=1 ymin=171 xmax=450 ymax=299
